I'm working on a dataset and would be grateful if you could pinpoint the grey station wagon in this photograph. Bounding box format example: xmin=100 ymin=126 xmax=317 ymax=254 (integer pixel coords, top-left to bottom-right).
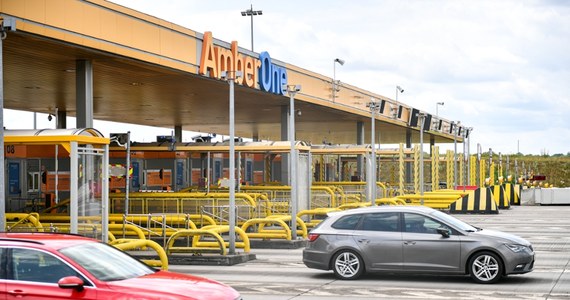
xmin=303 ymin=206 xmax=534 ymax=283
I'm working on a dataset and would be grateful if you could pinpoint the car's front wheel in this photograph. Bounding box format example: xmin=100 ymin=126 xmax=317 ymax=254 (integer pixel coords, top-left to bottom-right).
xmin=332 ymin=250 xmax=364 ymax=280
xmin=469 ymin=251 xmax=503 ymax=284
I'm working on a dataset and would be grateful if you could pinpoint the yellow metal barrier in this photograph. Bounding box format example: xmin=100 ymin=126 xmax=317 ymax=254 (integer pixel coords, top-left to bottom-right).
xmin=110 ymin=238 xmax=168 ymax=270
xmin=241 ymin=215 xmax=308 ymax=240
xmin=6 ymin=213 xmax=44 ymax=232
xmin=110 ymin=192 xmax=258 ymax=217
xmin=107 ymin=223 xmax=147 ymax=241
xmin=313 ymin=181 xmax=389 ymax=201
xmin=166 ymin=229 xmax=227 ymax=255
xmin=337 ymin=202 xmax=371 ymax=210
xmin=298 ymin=208 xmax=341 ymax=228
xmin=376 ymin=198 xmax=406 ymax=206
xmin=397 ymin=193 xmax=463 ymax=209
xmin=192 ymin=225 xmax=250 ymax=253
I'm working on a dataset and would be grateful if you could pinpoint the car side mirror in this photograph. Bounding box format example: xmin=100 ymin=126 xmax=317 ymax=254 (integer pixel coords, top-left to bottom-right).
xmin=58 ymin=276 xmax=85 ymax=292
xmin=436 ymin=227 xmax=451 ymax=238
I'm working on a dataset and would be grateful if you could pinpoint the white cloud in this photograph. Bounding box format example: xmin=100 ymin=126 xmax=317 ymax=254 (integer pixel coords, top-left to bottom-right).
xmin=6 ymin=0 xmax=569 ymax=155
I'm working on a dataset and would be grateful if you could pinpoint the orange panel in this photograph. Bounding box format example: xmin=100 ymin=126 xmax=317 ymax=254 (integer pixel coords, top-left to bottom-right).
xmin=158 ymin=152 xmax=176 ymax=159
xmin=5 ymin=145 xmax=26 ymax=158
xmin=43 ymin=172 xmax=70 ymax=192
xmin=146 ymin=170 xmax=171 ymax=187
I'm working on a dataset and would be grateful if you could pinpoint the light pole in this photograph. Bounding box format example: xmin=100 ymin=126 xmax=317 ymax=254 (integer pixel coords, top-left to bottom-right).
xmin=453 ymin=121 xmax=461 ymax=189
xmin=332 ymin=58 xmax=344 ymax=102
xmin=241 ymin=4 xmax=262 ymax=52
xmin=465 ymin=127 xmax=473 ymax=185
xmin=436 ymin=101 xmax=444 ymax=117
xmin=394 ymin=85 xmax=404 ymax=118
xmin=417 ymin=112 xmax=426 ymax=203
xmin=367 ymin=98 xmax=381 ymax=205
xmin=285 ymin=84 xmax=301 ymax=240
xmin=222 ymin=70 xmax=242 ymax=254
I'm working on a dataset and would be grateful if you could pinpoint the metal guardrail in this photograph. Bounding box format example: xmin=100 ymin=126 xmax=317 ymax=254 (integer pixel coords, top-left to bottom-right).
xmin=110 ymin=238 xmax=168 ymax=270
xmin=241 ymin=215 xmax=308 ymax=240
xmin=165 ymin=225 xmax=250 ymax=255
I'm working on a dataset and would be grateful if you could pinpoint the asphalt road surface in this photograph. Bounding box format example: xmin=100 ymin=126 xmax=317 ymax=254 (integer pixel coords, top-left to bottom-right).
xmin=170 ymin=205 xmax=570 ymax=299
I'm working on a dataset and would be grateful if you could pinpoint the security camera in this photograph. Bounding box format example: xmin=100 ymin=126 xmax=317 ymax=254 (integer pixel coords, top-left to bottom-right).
xmin=397 ymin=86 xmax=404 ymax=93
xmin=47 ymin=114 xmax=53 ymax=121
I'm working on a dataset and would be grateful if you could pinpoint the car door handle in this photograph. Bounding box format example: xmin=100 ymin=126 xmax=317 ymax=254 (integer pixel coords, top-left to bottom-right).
xmin=403 ymin=241 xmax=416 ymax=245
xmin=357 ymin=239 xmax=370 ymax=244
xmin=8 ymin=289 xmax=28 ymax=296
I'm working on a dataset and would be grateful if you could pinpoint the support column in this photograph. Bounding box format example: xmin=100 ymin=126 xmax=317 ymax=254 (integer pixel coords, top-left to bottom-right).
xmin=281 ymin=105 xmax=290 ymax=184
xmin=429 ymin=135 xmax=435 ymax=156
xmin=356 ymin=121 xmax=364 ymax=181
xmin=174 ymin=125 xmax=182 ymax=143
xmin=405 ymin=128 xmax=412 ymax=185
xmin=76 ymin=60 xmax=93 ymax=128
xmin=57 ymin=110 xmax=67 ymax=129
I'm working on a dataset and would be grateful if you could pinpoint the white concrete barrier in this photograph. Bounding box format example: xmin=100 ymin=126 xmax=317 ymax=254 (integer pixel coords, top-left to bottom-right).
xmin=533 ymin=188 xmax=570 ymax=205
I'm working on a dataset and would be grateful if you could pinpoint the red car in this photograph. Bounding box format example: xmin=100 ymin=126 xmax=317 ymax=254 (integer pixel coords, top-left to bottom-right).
xmin=0 ymin=232 xmax=241 ymax=300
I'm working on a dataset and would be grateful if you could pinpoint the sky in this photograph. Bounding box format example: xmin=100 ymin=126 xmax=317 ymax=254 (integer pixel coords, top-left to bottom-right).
xmin=5 ymin=0 xmax=570 ymax=155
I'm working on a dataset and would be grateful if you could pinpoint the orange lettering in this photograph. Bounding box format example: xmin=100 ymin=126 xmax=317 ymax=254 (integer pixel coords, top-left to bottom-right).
xmin=199 ymin=32 xmax=218 ymax=78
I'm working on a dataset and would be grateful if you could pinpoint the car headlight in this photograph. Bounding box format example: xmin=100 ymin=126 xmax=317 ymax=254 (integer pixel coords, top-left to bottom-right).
xmin=505 ymin=243 xmax=528 ymax=253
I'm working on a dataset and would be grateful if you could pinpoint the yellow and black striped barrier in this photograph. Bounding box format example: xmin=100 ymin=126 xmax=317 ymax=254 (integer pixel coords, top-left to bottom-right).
xmin=448 ymin=187 xmax=498 ymax=214
xmin=503 ymin=183 xmax=521 ymax=205
xmin=491 ymin=185 xmax=511 ymax=209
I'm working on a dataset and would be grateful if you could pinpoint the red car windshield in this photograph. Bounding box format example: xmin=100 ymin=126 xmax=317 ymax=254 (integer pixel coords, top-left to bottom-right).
xmin=60 ymin=242 xmax=156 ymax=281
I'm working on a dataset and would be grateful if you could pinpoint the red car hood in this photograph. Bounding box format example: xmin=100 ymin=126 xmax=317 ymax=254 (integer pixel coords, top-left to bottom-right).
xmin=105 ymin=270 xmax=239 ymax=300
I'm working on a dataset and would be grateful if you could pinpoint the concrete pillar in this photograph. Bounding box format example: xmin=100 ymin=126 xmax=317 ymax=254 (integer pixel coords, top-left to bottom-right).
xmin=57 ymin=110 xmax=66 ymax=129
xmin=174 ymin=125 xmax=182 ymax=143
xmin=281 ymin=105 xmax=289 ymax=184
xmin=76 ymin=60 xmax=93 ymax=128
xmin=356 ymin=121 xmax=364 ymax=181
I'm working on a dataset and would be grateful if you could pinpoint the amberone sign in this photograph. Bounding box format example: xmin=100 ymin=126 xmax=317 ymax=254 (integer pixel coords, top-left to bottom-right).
xmin=199 ymin=32 xmax=288 ymax=96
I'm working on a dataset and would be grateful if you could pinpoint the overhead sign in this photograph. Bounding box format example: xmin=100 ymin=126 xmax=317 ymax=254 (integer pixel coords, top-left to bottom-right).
xmin=199 ymin=31 xmax=288 ymax=96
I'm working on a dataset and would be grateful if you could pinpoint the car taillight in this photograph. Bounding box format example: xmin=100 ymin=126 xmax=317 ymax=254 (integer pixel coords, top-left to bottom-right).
xmin=308 ymin=233 xmax=320 ymax=242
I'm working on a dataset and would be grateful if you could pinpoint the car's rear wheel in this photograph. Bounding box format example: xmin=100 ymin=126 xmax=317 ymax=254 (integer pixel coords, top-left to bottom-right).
xmin=469 ymin=251 xmax=503 ymax=284
xmin=332 ymin=250 xmax=364 ymax=280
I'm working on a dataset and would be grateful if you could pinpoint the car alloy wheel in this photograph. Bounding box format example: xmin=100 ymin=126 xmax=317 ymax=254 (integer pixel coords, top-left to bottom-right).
xmin=469 ymin=251 xmax=503 ymax=284
xmin=332 ymin=250 xmax=364 ymax=280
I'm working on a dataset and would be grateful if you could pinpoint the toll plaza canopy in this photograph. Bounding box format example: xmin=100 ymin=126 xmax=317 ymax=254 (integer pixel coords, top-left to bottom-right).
xmin=0 ymin=0 xmax=464 ymax=145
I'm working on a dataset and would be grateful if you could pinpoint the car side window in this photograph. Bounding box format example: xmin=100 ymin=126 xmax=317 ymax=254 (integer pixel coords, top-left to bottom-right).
xmin=360 ymin=212 xmax=400 ymax=232
xmin=331 ymin=214 xmax=362 ymax=230
xmin=10 ymin=248 xmax=83 ymax=284
xmin=404 ymin=213 xmax=450 ymax=234
xmin=0 ymin=247 xmax=6 ymax=279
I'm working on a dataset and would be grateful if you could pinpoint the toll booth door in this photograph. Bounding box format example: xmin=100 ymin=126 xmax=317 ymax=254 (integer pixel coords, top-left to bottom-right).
xmin=6 ymin=159 xmax=23 ymax=211
xmin=213 ymin=158 xmax=223 ymax=184
xmin=131 ymin=159 xmax=142 ymax=191
xmin=175 ymin=159 xmax=187 ymax=191
xmin=245 ymin=159 xmax=253 ymax=185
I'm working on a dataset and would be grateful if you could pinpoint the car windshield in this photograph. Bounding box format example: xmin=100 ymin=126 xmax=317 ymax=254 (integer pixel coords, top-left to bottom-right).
xmin=431 ymin=210 xmax=478 ymax=232
xmin=59 ymin=242 xmax=155 ymax=281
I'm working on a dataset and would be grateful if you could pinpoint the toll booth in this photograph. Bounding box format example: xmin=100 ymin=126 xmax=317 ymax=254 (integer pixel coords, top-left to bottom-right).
xmin=311 ymin=144 xmax=378 ymax=201
xmin=4 ymin=129 xmax=110 ymax=241
xmin=109 ymin=141 xmax=312 ymax=216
